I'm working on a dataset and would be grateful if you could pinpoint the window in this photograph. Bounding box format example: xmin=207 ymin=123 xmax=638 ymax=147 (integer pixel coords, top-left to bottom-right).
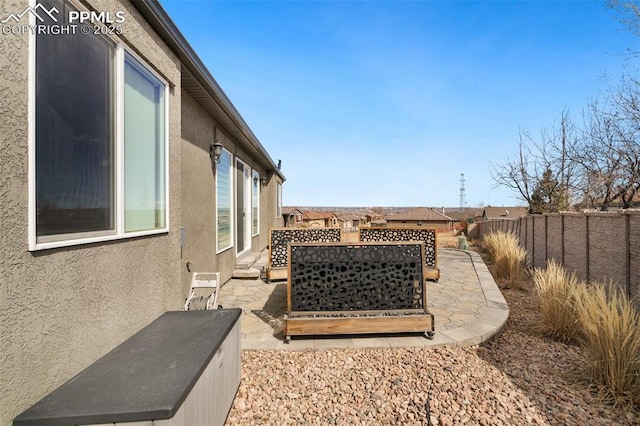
xmin=30 ymin=0 xmax=168 ymax=250
xmin=124 ymin=53 xmax=166 ymax=232
xmin=276 ymin=182 xmax=282 ymax=218
xmin=216 ymin=149 xmax=233 ymax=252
xmin=252 ymin=170 xmax=260 ymax=236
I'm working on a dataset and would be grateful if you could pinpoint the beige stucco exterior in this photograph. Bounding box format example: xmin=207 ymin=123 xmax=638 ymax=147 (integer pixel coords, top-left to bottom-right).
xmin=0 ymin=0 xmax=284 ymax=423
xmin=179 ymin=90 xmax=283 ymax=287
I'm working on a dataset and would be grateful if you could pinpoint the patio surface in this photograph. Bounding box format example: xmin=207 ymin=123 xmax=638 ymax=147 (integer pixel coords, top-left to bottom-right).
xmin=217 ymin=249 xmax=509 ymax=350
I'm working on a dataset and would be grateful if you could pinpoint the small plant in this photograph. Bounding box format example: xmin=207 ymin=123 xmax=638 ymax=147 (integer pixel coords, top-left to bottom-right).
xmin=482 ymin=231 xmax=527 ymax=284
xmin=574 ymin=281 xmax=640 ymax=409
xmin=532 ymin=259 xmax=582 ymax=343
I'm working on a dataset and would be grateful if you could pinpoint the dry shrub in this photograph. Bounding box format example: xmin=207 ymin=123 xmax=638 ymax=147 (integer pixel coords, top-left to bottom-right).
xmin=482 ymin=231 xmax=526 ymax=284
xmin=532 ymin=259 xmax=582 ymax=343
xmin=574 ymin=281 xmax=640 ymax=410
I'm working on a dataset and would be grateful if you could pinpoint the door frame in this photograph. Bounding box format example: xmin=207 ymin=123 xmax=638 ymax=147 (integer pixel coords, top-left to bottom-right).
xmin=235 ymin=158 xmax=252 ymax=257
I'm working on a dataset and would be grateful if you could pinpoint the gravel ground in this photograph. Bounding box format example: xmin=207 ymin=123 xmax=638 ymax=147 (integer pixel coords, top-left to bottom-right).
xmin=227 ymin=279 xmax=639 ymax=425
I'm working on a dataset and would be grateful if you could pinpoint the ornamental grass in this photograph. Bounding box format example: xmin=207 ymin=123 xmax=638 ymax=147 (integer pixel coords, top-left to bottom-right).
xmin=482 ymin=231 xmax=527 ymax=284
xmin=532 ymin=259 xmax=583 ymax=343
xmin=573 ymin=281 xmax=640 ymax=410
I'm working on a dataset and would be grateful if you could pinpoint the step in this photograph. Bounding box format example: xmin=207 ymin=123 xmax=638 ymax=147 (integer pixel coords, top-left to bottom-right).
xmin=231 ymin=267 xmax=261 ymax=280
xmin=235 ymin=252 xmax=261 ymax=270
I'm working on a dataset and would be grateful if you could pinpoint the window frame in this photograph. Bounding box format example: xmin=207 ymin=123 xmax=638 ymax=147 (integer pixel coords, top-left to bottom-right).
xmin=28 ymin=0 xmax=170 ymax=251
xmin=251 ymin=169 xmax=260 ymax=237
xmin=276 ymin=182 xmax=282 ymax=219
xmin=215 ymin=148 xmax=234 ymax=254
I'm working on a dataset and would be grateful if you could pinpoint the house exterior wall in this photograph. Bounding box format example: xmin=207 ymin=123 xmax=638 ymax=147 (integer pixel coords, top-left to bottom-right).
xmin=0 ymin=1 xmax=183 ymax=424
xmin=306 ymin=219 xmax=325 ymax=227
xmin=179 ymin=91 xmax=220 ymax=287
xmin=179 ymin=91 xmax=280 ymax=286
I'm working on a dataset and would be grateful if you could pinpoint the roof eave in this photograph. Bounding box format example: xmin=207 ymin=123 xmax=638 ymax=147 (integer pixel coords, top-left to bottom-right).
xmin=131 ymin=0 xmax=286 ymax=182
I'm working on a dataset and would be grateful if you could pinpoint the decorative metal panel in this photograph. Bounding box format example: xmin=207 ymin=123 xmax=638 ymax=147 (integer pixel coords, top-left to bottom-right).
xmin=289 ymin=243 xmax=425 ymax=312
xmin=270 ymin=228 xmax=342 ymax=268
xmin=360 ymin=227 xmax=437 ymax=267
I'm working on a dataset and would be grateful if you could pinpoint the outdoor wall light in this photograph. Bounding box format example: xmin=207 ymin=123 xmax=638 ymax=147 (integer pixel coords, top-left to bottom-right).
xmin=210 ymin=140 xmax=223 ymax=164
xmin=254 ymin=175 xmax=268 ymax=186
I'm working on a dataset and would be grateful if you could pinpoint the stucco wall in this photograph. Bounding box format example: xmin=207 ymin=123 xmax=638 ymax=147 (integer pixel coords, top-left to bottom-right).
xmin=179 ymin=90 xmax=282 ymax=287
xmin=0 ymin=1 xmax=182 ymax=423
xmin=179 ymin=91 xmax=219 ymax=287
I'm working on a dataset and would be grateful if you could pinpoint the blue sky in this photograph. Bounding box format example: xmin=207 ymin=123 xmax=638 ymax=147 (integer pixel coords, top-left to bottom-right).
xmin=160 ymin=0 xmax=638 ymax=208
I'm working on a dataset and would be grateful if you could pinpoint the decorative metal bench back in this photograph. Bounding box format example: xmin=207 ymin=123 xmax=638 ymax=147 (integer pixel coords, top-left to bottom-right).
xmin=359 ymin=227 xmax=437 ymax=268
xmin=269 ymin=228 xmax=342 ymax=268
xmin=288 ymin=242 xmax=426 ymax=313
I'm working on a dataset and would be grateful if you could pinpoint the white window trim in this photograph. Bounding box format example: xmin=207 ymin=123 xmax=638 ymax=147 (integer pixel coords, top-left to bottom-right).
xmin=215 ymin=148 xmax=234 ymax=254
xmin=28 ymin=0 xmax=170 ymax=251
xmin=276 ymin=182 xmax=282 ymax=219
xmin=235 ymin=157 xmax=251 ymax=257
xmin=251 ymin=169 xmax=260 ymax=237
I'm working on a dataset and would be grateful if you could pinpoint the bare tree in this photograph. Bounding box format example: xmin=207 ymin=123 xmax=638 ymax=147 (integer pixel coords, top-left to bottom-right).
xmin=607 ymin=1 xmax=640 ymax=38
xmin=573 ymin=75 xmax=640 ymax=210
xmin=539 ymin=110 xmax=580 ymax=207
xmin=490 ymin=130 xmax=537 ymax=211
xmin=609 ymin=72 xmax=640 ymax=207
xmin=491 ymin=111 xmax=577 ymax=213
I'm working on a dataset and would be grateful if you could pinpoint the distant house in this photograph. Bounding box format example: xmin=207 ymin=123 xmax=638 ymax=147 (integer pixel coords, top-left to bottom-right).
xmin=446 ymin=208 xmax=484 ymax=231
xmin=302 ymin=210 xmax=338 ymax=227
xmin=335 ymin=213 xmax=362 ymax=230
xmin=364 ymin=213 xmax=385 ymax=226
xmin=282 ymin=207 xmax=304 ymax=227
xmin=481 ymin=207 xmax=529 ymax=222
xmin=386 ymin=207 xmax=453 ymax=231
xmin=446 ymin=208 xmax=483 ymax=223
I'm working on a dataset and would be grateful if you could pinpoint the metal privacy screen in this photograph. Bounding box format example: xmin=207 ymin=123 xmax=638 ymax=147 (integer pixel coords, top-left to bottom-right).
xmin=359 ymin=227 xmax=437 ymax=267
xmin=269 ymin=228 xmax=342 ymax=268
xmin=289 ymin=242 xmax=425 ymax=313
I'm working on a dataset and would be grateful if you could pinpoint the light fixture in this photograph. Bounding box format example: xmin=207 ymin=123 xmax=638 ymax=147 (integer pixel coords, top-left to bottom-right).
xmin=210 ymin=140 xmax=223 ymax=164
xmin=261 ymin=176 xmax=268 ymax=186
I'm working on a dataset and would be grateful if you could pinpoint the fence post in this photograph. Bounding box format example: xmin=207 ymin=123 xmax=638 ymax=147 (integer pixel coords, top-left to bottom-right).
xmin=560 ymin=213 xmax=565 ymax=265
xmin=544 ymin=214 xmax=548 ymax=267
xmin=531 ymin=215 xmax=535 ymax=268
xmin=586 ymin=214 xmax=590 ymax=283
xmin=626 ymin=212 xmax=631 ymax=299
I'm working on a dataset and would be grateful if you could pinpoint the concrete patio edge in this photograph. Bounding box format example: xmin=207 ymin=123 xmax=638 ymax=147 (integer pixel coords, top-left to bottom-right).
xmin=437 ymin=250 xmax=510 ymax=347
xmin=220 ymin=248 xmax=510 ymax=351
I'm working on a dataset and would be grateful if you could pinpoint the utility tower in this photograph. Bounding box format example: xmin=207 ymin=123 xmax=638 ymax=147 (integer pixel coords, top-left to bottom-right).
xmin=459 ymin=173 xmax=466 ymax=210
